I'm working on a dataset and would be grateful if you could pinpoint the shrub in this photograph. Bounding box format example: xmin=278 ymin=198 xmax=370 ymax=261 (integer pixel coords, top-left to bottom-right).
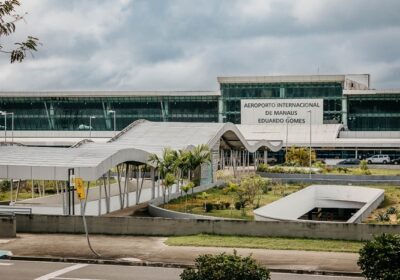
xmin=376 ymin=212 xmax=390 ymax=222
xmin=257 ymin=163 xmax=268 ymax=172
xmin=359 ymin=160 xmax=369 ymax=171
xmin=336 ymin=167 xmax=349 ymax=173
xmin=285 ymin=146 xmax=316 ymax=167
xmin=313 ymin=160 xmax=326 ymax=169
xmin=180 ymin=251 xmax=270 ymax=280
xmin=358 ymin=234 xmax=400 ymax=280
xmin=386 ymin=206 xmax=398 ymax=215
xmin=234 ymin=201 xmax=242 ymax=210
xmin=205 ymin=202 xmax=213 ymax=212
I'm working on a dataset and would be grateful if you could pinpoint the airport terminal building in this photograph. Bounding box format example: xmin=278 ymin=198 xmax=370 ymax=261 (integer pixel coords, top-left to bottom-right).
xmin=0 ymin=74 xmax=399 ymax=161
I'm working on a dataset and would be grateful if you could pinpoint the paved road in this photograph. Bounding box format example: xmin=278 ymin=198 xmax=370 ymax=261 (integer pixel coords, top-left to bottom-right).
xmin=0 ymin=234 xmax=361 ymax=273
xmin=0 ymin=260 xmax=365 ymax=280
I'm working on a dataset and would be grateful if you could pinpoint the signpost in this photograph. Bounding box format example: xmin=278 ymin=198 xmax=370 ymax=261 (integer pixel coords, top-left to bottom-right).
xmin=240 ymin=99 xmax=323 ymax=125
xmin=75 ymin=177 xmax=85 ymax=200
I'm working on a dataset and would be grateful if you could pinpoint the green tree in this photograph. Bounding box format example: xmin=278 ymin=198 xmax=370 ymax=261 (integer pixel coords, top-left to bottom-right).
xmin=175 ymin=149 xmax=191 ymax=189
xmin=235 ymin=174 xmax=266 ymax=214
xmin=164 ymin=172 xmax=176 ymax=202
xmin=180 ymin=251 xmax=270 ymax=280
xmin=187 ymin=144 xmax=211 ymax=186
xmin=181 ymin=181 xmax=194 ymax=212
xmin=285 ymin=146 xmax=316 ymax=167
xmin=0 ymin=0 xmax=40 ymax=63
xmin=148 ymin=148 xmax=178 ymax=204
xmin=358 ymin=234 xmax=400 ymax=280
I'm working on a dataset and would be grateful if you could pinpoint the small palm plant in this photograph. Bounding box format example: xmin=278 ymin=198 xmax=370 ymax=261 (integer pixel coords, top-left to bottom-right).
xmin=181 ymin=181 xmax=194 ymax=212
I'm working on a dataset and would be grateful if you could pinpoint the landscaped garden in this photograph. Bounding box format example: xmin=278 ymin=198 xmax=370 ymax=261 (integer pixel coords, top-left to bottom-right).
xmin=163 ymin=171 xmax=400 ymax=224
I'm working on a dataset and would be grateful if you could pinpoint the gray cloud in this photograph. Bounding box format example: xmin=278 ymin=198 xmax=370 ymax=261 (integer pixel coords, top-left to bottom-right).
xmin=0 ymin=0 xmax=399 ymax=90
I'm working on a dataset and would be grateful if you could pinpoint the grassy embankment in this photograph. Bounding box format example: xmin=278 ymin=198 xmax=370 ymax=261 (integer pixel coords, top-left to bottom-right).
xmin=165 ymin=234 xmax=364 ymax=253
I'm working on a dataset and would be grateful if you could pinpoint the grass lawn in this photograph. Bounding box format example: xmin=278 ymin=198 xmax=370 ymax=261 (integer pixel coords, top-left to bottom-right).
xmin=164 ymin=183 xmax=305 ymax=220
xmin=165 ymin=234 xmax=364 ymax=253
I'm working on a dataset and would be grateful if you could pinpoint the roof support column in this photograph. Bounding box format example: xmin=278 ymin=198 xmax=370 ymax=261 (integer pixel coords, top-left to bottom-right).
xmin=9 ymin=179 xmax=13 ymax=205
xmin=102 ymin=175 xmax=110 ymax=213
xmin=151 ymin=167 xmax=155 ymax=200
xmin=116 ymin=165 xmax=123 ymax=210
xmin=98 ymin=179 xmax=102 ymax=216
xmin=342 ymin=97 xmax=348 ymax=128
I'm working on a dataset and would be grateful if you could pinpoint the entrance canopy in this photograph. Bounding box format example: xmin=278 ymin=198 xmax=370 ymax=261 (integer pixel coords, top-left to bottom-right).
xmin=0 ymin=120 xmax=282 ymax=181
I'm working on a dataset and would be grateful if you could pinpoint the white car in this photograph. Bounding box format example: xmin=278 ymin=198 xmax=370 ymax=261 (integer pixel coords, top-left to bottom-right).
xmin=366 ymin=155 xmax=390 ymax=164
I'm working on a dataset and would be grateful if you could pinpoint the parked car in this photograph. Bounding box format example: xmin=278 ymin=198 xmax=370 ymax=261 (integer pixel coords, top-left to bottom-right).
xmin=366 ymin=155 xmax=391 ymax=164
xmin=391 ymin=157 xmax=400 ymax=165
xmin=337 ymin=158 xmax=360 ymax=165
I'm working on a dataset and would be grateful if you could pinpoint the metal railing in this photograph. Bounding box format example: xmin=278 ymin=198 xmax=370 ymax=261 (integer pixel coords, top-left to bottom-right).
xmin=0 ymin=206 xmax=32 ymax=215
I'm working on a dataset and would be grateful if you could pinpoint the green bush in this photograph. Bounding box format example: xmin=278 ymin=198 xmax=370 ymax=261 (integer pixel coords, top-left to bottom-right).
xmin=358 ymin=234 xmax=400 ymax=280
xmin=205 ymin=202 xmax=213 ymax=212
xmin=386 ymin=206 xmax=398 ymax=215
xmin=359 ymin=160 xmax=369 ymax=171
xmin=257 ymin=163 xmax=269 ymax=172
xmin=376 ymin=212 xmax=390 ymax=222
xmin=180 ymin=251 xmax=270 ymax=280
xmin=234 ymin=201 xmax=242 ymax=210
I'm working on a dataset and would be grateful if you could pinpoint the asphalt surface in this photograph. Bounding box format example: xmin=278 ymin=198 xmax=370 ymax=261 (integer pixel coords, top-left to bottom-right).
xmin=0 ymin=234 xmax=361 ymax=273
xmin=0 ymin=259 xmax=365 ymax=280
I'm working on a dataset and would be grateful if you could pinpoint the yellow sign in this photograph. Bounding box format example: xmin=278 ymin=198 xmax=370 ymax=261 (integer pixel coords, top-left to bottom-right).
xmin=75 ymin=178 xmax=85 ymax=200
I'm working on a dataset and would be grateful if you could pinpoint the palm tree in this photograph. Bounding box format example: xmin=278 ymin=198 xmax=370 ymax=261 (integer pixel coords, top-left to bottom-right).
xmin=148 ymin=148 xmax=177 ymax=204
xmin=175 ymin=149 xmax=190 ymax=191
xmin=187 ymin=144 xmax=211 ymax=190
xmin=181 ymin=181 xmax=194 ymax=212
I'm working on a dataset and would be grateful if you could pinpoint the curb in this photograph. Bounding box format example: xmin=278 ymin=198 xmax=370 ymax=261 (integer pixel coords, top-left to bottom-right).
xmin=6 ymin=255 xmax=362 ymax=277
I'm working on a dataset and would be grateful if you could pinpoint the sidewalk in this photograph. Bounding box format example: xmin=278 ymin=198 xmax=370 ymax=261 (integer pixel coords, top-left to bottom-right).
xmin=0 ymin=234 xmax=360 ymax=274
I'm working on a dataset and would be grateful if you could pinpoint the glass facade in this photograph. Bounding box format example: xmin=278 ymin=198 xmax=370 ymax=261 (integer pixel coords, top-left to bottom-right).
xmin=220 ymin=82 xmax=343 ymax=124
xmin=347 ymin=94 xmax=400 ymax=131
xmin=0 ymin=96 xmax=219 ymax=130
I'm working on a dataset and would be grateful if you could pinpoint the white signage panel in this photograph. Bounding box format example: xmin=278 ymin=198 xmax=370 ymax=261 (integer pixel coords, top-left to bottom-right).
xmin=241 ymin=99 xmax=323 ymax=125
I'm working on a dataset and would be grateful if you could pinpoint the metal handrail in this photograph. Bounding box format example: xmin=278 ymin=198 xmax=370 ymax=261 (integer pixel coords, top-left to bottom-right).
xmin=107 ymin=119 xmax=146 ymax=143
xmin=0 ymin=206 xmax=32 ymax=215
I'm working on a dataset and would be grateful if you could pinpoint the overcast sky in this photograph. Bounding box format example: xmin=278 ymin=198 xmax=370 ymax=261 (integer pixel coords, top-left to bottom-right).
xmin=0 ymin=0 xmax=399 ymax=90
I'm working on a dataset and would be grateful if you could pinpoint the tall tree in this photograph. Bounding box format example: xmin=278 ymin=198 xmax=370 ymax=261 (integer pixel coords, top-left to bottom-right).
xmin=187 ymin=144 xmax=211 ymax=185
xmin=148 ymin=148 xmax=177 ymax=204
xmin=0 ymin=0 xmax=40 ymax=63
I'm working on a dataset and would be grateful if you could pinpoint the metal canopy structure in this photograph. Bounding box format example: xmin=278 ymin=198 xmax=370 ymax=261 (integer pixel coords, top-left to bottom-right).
xmin=0 ymin=120 xmax=282 ymax=181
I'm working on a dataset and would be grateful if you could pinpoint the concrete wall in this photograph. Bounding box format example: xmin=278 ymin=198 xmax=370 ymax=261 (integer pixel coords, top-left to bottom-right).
xmin=0 ymin=215 xmax=16 ymax=238
xmin=258 ymin=172 xmax=400 ymax=184
xmin=15 ymin=214 xmax=400 ymax=241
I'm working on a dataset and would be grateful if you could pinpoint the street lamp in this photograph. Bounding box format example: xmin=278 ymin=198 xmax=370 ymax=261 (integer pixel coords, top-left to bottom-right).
xmin=285 ymin=116 xmax=291 ymax=163
xmin=0 ymin=111 xmax=6 ymax=142
xmin=308 ymin=110 xmax=312 ymax=179
xmin=107 ymin=110 xmax=116 ymax=135
xmin=0 ymin=111 xmax=15 ymax=143
xmin=89 ymin=116 xmax=96 ymax=139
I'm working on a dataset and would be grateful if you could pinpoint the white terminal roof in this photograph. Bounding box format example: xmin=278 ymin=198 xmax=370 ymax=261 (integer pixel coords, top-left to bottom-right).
xmin=0 ymin=91 xmax=220 ymax=98
xmin=0 ymin=120 xmax=282 ymax=181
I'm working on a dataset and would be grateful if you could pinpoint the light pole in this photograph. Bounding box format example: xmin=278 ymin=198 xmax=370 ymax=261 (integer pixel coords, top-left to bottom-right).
xmin=8 ymin=112 xmax=14 ymax=143
xmin=308 ymin=110 xmax=312 ymax=179
xmin=285 ymin=116 xmax=291 ymax=163
xmin=108 ymin=110 xmax=116 ymax=135
xmin=0 ymin=111 xmax=6 ymax=142
xmin=89 ymin=116 xmax=96 ymax=139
